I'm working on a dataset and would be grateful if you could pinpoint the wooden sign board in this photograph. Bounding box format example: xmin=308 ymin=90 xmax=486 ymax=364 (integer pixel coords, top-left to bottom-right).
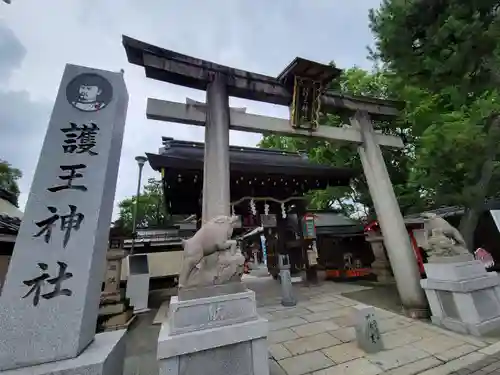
xmin=260 ymin=214 xmax=277 ymax=228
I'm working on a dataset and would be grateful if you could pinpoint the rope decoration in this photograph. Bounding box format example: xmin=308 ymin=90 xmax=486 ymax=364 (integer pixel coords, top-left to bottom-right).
xmin=281 ymin=202 xmax=287 ymax=219
xmin=249 ymin=199 xmax=257 ymax=216
xmin=194 ymin=196 xmax=304 ymax=224
xmin=230 ymin=196 xmax=305 ymax=206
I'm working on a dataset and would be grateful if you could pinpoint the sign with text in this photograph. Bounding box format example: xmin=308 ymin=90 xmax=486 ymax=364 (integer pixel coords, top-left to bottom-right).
xmin=260 ymin=214 xmax=277 ymax=228
xmin=0 ymin=64 xmax=128 ymax=371
xmin=354 ymin=305 xmax=384 ymax=353
xmin=302 ymin=213 xmax=317 ymax=239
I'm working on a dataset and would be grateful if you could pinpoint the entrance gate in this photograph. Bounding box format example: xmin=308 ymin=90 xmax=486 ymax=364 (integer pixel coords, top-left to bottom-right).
xmin=123 ymin=35 xmax=428 ymax=317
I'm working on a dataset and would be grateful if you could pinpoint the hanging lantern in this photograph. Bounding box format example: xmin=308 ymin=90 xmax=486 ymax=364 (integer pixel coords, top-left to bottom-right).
xmin=264 ymin=202 xmax=270 ymax=216
xmin=277 ymin=57 xmax=340 ymax=131
xmin=281 ymin=202 xmax=287 ymax=219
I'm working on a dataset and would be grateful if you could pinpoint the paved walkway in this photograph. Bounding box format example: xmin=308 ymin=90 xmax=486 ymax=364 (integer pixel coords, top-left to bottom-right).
xmin=123 ymin=276 xmax=500 ymax=375
xmin=447 ymin=352 xmax=500 ymax=375
xmin=262 ymin=292 xmax=497 ymax=375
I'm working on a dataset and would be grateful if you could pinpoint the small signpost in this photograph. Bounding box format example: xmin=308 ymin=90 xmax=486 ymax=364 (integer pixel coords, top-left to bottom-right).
xmin=279 ymin=254 xmax=296 ymax=307
xmin=261 ymin=214 xmax=277 ymax=228
xmin=354 ymin=305 xmax=384 ymax=353
xmin=302 ymin=213 xmax=316 ymax=239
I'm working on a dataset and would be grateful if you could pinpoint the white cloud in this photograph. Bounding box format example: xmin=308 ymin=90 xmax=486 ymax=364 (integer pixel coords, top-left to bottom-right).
xmin=0 ymin=0 xmax=381 ymax=218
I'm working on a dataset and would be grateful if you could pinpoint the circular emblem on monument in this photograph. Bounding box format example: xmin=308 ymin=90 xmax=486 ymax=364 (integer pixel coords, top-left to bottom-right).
xmin=66 ymin=73 xmax=113 ymax=112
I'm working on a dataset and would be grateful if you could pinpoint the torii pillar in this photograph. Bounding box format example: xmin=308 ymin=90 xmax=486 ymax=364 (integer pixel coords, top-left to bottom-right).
xmin=203 ymin=73 xmax=231 ymax=222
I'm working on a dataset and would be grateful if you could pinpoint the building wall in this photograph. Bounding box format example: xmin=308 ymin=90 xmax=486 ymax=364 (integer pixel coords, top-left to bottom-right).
xmin=0 ymin=198 xmax=23 ymax=218
xmin=317 ymin=234 xmax=373 ymax=269
xmin=0 ymin=255 xmax=11 ymax=291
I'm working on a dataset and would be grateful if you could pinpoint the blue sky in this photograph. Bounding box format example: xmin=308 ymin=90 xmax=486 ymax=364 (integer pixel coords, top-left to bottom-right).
xmin=0 ymin=0 xmax=382 ymax=216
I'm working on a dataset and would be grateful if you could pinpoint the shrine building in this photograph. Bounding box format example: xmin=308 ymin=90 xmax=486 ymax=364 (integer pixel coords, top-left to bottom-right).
xmin=146 ymin=137 xmax=359 ymax=279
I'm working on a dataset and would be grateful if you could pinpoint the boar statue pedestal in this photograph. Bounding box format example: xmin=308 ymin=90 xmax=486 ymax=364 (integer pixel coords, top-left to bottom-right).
xmin=157 ymin=216 xmax=269 ymax=375
xmin=420 ymin=213 xmax=500 ymax=336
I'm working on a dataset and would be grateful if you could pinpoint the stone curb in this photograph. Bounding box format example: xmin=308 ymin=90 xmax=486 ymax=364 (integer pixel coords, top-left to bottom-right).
xmin=418 ymin=341 xmax=500 ymax=375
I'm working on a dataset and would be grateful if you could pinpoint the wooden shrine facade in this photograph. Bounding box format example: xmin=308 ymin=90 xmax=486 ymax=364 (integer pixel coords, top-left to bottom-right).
xmin=147 ymin=137 xmax=355 ymax=218
xmin=147 ymin=137 xmax=356 ymax=277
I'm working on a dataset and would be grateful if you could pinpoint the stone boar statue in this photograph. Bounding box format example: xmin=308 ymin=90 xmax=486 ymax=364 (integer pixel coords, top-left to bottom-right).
xmin=421 ymin=212 xmax=470 ymax=260
xmin=178 ymin=215 xmax=242 ymax=288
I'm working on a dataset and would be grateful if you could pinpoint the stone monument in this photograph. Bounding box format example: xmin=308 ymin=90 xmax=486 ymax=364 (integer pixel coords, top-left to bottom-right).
xmin=353 ymin=305 xmax=384 ymax=353
xmin=157 ymin=215 xmax=268 ymax=375
xmin=278 ymin=254 xmax=296 ymax=307
xmin=420 ymin=213 xmax=500 ymax=336
xmin=365 ymin=228 xmax=394 ymax=284
xmin=0 ymin=64 xmax=128 ymax=374
xmin=98 ymin=247 xmax=134 ymax=332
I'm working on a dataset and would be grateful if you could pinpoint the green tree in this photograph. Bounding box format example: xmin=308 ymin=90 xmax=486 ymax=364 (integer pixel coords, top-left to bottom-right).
xmin=369 ymin=0 xmax=500 ymax=248
xmin=116 ymin=178 xmax=166 ymax=232
xmin=260 ymin=67 xmax=423 ymax=220
xmin=0 ymin=160 xmax=22 ymax=206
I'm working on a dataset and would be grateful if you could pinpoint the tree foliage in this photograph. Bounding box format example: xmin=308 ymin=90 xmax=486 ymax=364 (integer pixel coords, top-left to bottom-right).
xmin=369 ymin=0 xmax=500 ymax=248
xmin=260 ymin=67 xmax=422 ymax=219
xmin=115 ymin=178 xmax=166 ymax=232
xmin=0 ymin=160 xmax=22 ymax=206
xmin=260 ymin=1 xmax=500 ymax=250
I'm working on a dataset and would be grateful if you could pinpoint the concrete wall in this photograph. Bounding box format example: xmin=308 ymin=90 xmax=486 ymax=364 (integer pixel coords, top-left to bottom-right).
xmin=120 ymin=251 xmax=183 ymax=280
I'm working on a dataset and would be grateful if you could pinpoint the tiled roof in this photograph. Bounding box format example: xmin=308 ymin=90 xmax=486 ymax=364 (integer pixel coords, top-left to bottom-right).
xmin=404 ymin=198 xmax=500 ymax=221
xmin=0 ymin=214 xmax=21 ymax=235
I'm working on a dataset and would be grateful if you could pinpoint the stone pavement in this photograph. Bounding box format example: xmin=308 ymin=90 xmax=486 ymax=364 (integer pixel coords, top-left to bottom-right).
xmin=123 ymin=276 xmax=500 ymax=375
xmin=261 ymin=290 xmax=498 ymax=375
xmin=446 ymin=351 xmax=500 ymax=375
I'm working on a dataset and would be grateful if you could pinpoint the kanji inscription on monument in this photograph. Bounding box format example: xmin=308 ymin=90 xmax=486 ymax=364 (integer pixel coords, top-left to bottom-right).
xmin=354 ymin=305 xmax=384 ymax=353
xmin=34 ymin=204 xmax=85 ymax=247
xmin=22 ymin=261 xmax=73 ymax=306
xmin=61 ymin=122 xmax=100 ymax=155
xmin=0 ymin=64 xmax=128 ymax=371
xmin=47 ymin=164 xmax=88 ymax=192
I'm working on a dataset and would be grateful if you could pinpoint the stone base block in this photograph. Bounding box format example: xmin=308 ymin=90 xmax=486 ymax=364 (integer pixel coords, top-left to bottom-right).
xmin=0 ymin=330 xmax=126 ymax=375
xmin=422 ymin=274 xmax=500 ymax=293
xmin=178 ymin=282 xmax=246 ymax=301
xmin=169 ymin=289 xmax=258 ymax=335
xmin=421 ymin=263 xmax=500 ymax=336
xmin=427 ymin=253 xmax=474 ymax=264
xmin=158 ymin=288 xmax=269 ymax=375
xmin=423 ymin=259 xmax=485 ymax=282
xmin=431 ymin=315 xmax=500 ymax=336
xmin=158 ymin=318 xmax=269 ymax=375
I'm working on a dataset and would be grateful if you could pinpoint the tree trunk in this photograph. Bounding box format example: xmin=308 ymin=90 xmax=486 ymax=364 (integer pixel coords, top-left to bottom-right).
xmin=458 ymin=116 xmax=500 ymax=250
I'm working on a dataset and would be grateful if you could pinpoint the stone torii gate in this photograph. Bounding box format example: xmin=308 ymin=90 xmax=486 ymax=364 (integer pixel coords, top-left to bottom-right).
xmin=122 ymin=36 xmax=428 ymax=317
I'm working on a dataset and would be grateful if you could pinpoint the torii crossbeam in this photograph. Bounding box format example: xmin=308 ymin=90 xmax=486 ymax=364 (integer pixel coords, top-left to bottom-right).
xmin=147 ymin=98 xmax=404 ymax=148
